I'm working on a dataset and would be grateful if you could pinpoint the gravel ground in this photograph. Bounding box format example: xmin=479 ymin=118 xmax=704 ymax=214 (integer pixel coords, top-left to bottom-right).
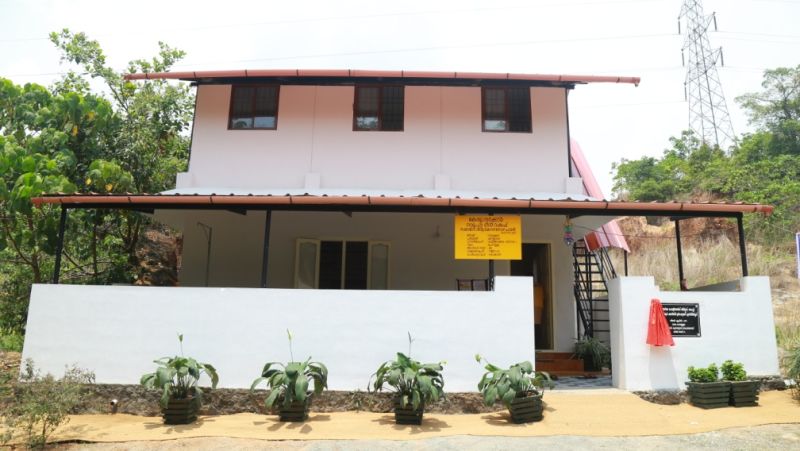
xmin=57 ymin=423 xmax=800 ymax=450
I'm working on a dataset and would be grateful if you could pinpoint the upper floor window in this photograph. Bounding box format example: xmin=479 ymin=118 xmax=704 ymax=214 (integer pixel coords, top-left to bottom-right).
xmin=354 ymin=86 xmax=404 ymax=131
xmin=482 ymin=87 xmax=531 ymax=133
xmin=229 ymin=85 xmax=279 ymax=130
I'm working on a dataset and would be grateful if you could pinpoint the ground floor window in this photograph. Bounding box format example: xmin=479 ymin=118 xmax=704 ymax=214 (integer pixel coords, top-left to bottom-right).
xmin=295 ymin=239 xmax=389 ymax=290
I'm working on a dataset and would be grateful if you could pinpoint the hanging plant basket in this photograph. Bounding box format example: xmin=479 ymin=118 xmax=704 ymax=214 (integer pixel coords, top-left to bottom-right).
xmin=509 ymin=393 xmax=544 ymax=424
xmin=162 ymin=396 xmax=200 ymax=425
xmin=393 ymin=397 xmax=424 ymax=425
xmin=277 ymin=395 xmax=312 ymax=422
xmin=686 ymin=381 xmax=731 ymax=409
xmin=729 ymin=380 xmax=760 ymax=407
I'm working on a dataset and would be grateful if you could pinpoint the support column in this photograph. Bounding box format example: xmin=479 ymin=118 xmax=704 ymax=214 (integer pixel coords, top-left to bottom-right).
xmin=737 ymin=214 xmax=749 ymax=277
xmin=488 ymin=260 xmax=495 ymax=291
xmin=675 ymin=218 xmax=685 ymax=289
xmin=260 ymin=210 xmax=272 ymax=288
xmin=623 ymin=251 xmax=629 ymax=276
xmin=52 ymin=206 xmax=68 ymax=284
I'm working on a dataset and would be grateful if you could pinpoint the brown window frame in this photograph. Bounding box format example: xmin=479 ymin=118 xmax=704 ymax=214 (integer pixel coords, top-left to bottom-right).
xmin=227 ymin=84 xmax=280 ymax=130
xmin=481 ymin=86 xmax=532 ymax=133
xmin=352 ymin=85 xmax=405 ymax=132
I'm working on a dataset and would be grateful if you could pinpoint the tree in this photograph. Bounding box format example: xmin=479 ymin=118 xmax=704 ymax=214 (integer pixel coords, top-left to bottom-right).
xmin=1 ymin=31 xmax=193 ymax=339
xmin=612 ymin=66 xmax=800 ymax=243
xmin=736 ymin=65 xmax=800 ymax=157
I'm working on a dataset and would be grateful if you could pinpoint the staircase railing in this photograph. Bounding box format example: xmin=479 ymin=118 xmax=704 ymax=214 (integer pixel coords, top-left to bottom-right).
xmin=573 ymin=240 xmax=616 ymax=340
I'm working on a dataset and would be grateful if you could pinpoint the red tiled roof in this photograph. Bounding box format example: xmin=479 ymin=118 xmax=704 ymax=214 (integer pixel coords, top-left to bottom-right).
xmin=123 ymin=69 xmax=640 ymax=86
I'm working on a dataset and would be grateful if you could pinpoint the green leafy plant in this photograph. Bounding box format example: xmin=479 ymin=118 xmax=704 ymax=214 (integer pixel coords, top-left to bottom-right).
xmin=475 ymin=355 xmax=553 ymax=407
xmin=574 ymin=336 xmax=610 ymax=370
xmin=2 ymin=360 xmax=94 ymax=449
xmin=250 ymin=330 xmax=328 ymax=409
xmin=687 ymin=363 xmax=719 ymax=383
xmin=720 ymin=360 xmax=747 ymax=382
xmin=140 ymin=334 xmax=219 ymax=408
xmin=370 ymin=334 xmax=445 ymax=410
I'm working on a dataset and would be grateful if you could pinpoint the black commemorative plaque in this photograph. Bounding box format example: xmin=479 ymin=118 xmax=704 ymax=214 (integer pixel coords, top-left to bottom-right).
xmin=661 ymin=303 xmax=701 ymax=337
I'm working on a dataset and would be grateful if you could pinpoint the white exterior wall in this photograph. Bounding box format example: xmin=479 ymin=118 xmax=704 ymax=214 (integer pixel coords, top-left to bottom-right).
xmin=157 ymin=210 xmax=582 ymax=352
xmin=182 ymin=85 xmax=568 ymax=193
xmin=22 ymin=277 xmax=534 ymax=392
xmin=609 ymin=276 xmax=780 ymax=391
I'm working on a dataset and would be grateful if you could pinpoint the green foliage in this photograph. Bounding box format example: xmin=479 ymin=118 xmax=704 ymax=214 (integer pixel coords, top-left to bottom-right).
xmin=784 ymin=342 xmax=800 ymax=385
xmin=251 ymin=359 xmax=329 ymax=409
xmin=574 ymin=336 xmax=611 ymax=369
xmin=250 ymin=330 xmax=328 ymax=409
xmin=474 ymin=355 xmax=553 ymax=408
xmin=0 ymin=330 xmax=24 ymax=352
xmin=720 ymin=360 xmax=747 ymax=382
xmin=371 ymin=352 xmax=445 ymax=410
xmin=0 ymin=30 xmax=193 ymax=337
xmin=140 ymin=335 xmax=219 ymax=408
xmin=2 ymin=360 xmax=94 ymax=449
xmin=612 ymin=65 xmax=800 ymax=244
xmin=687 ymin=364 xmax=719 ymax=383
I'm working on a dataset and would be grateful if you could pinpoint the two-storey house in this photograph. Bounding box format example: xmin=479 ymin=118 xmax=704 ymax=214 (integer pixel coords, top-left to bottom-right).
xmin=24 ymin=70 xmax=780 ymax=391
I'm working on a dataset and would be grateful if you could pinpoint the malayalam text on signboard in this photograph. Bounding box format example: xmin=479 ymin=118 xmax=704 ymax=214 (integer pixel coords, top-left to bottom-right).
xmin=662 ymin=303 xmax=701 ymax=337
xmin=454 ymin=215 xmax=522 ymax=260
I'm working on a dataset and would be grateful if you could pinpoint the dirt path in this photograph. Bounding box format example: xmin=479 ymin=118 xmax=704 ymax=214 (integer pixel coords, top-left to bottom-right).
xmin=57 ymin=424 xmax=800 ymax=450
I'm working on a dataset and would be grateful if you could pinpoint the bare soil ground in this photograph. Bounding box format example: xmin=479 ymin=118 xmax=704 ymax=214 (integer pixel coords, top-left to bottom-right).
xmin=54 ymin=424 xmax=800 ymax=450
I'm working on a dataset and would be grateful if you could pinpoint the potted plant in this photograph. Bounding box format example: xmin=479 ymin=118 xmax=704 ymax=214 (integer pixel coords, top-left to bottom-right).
xmin=140 ymin=334 xmax=219 ymax=424
xmin=370 ymin=334 xmax=445 ymax=425
xmin=251 ymin=330 xmax=328 ymax=422
xmin=475 ymin=355 xmax=553 ymax=423
xmin=686 ymin=363 xmax=729 ymax=409
xmin=721 ymin=360 xmax=760 ymax=407
xmin=573 ymin=336 xmax=610 ymax=372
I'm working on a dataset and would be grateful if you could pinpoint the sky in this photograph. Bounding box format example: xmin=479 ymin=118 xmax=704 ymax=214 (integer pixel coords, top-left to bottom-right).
xmin=2 ymin=0 xmax=799 ymax=196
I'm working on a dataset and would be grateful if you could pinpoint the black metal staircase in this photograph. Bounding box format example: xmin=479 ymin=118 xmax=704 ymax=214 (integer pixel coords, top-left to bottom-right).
xmin=572 ymin=239 xmax=616 ymax=345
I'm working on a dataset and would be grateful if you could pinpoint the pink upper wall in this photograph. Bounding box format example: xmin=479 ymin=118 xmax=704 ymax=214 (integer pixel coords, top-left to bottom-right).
xmin=185 ymin=84 xmax=570 ymax=194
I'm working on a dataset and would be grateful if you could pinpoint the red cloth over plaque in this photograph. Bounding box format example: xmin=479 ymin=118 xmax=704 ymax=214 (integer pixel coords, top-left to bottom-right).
xmin=646 ymin=298 xmax=675 ymax=346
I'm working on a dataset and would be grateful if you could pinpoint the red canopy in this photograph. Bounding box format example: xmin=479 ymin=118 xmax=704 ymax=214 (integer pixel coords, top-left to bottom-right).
xmin=646 ymin=298 xmax=675 ymax=346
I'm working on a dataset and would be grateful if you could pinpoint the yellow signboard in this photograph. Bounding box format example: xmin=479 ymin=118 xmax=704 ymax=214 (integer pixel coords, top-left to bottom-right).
xmin=454 ymin=215 xmax=522 ymax=260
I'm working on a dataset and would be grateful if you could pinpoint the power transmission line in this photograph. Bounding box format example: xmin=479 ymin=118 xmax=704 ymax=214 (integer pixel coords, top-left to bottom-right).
xmin=679 ymin=0 xmax=736 ymax=148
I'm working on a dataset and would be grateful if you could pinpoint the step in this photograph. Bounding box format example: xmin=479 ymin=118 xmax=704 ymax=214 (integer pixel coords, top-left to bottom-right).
xmin=536 ymin=359 xmax=585 ymax=372
xmin=535 ymin=352 xmax=575 ymax=360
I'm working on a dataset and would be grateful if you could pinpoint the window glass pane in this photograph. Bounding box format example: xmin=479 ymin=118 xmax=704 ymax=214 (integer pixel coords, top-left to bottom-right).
xmin=254 ymin=87 xmax=278 ymax=116
xmin=319 ymin=241 xmax=343 ymax=289
xmin=230 ymin=117 xmax=253 ymax=129
xmin=231 ymin=87 xmax=254 ymax=116
xmin=381 ymin=86 xmax=404 ymax=131
xmin=369 ymin=243 xmax=389 ymax=290
xmin=296 ymin=241 xmax=318 ymax=288
xmin=344 ymin=241 xmax=368 ymax=290
xmin=508 ymin=87 xmax=531 ymax=132
xmin=355 ymin=87 xmax=380 ymax=130
xmin=483 ymin=88 xmax=507 ymax=131
xmin=253 ymin=116 xmax=276 ymax=128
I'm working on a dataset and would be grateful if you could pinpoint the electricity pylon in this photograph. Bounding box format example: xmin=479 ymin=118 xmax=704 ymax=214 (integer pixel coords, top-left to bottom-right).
xmin=679 ymin=0 xmax=735 ymax=149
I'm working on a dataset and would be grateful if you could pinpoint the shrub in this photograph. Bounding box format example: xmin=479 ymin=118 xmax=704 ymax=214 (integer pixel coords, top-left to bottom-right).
xmin=687 ymin=364 xmax=719 ymax=383
xmin=1 ymin=360 xmax=94 ymax=449
xmin=250 ymin=330 xmax=328 ymax=409
xmin=140 ymin=334 xmax=219 ymax=408
xmin=371 ymin=352 xmax=445 ymax=410
xmin=475 ymin=355 xmax=553 ymax=407
xmin=0 ymin=330 xmax=24 ymax=352
xmin=720 ymin=360 xmax=747 ymax=382
xmin=785 ymin=341 xmax=800 ymax=396
xmin=574 ymin=336 xmax=610 ymax=369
